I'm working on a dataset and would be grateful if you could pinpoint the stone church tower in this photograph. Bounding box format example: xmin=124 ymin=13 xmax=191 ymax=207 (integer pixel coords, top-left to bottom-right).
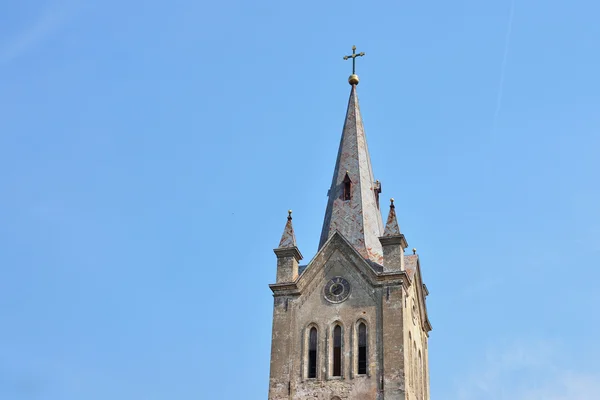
xmin=268 ymin=49 xmax=432 ymax=400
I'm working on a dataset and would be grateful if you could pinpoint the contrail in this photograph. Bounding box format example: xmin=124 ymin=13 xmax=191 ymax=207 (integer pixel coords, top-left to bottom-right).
xmin=492 ymin=0 xmax=516 ymax=132
xmin=0 ymin=0 xmax=78 ymax=66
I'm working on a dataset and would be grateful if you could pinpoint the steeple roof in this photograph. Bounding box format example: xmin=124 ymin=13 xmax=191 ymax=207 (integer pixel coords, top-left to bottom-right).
xmin=319 ymin=84 xmax=384 ymax=264
xmin=383 ymin=198 xmax=401 ymax=236
xmin=278 ymin=210 xmax=297 ymax=248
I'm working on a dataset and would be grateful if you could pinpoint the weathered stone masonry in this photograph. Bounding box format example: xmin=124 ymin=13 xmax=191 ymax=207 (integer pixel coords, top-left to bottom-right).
xmin=268 ymin=73 xmax=432 ymax=400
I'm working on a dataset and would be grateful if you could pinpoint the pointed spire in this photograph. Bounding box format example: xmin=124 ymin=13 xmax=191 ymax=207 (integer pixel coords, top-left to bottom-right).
xmin=278 ymin=210 xmax=297 ymax=248
xmin=319 ymin=84 xmax=385 ymax=264
xmin=383 ymin=198 xmax=401 ymax=236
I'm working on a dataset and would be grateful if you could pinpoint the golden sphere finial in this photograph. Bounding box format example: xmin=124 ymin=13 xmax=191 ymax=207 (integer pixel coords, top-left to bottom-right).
xmin=348 ymin=74 xmax=360 ymax=85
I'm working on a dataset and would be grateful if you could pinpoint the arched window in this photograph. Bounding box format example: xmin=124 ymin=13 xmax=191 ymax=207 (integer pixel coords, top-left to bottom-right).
xmin=423 ymin=347 xmax=428 ymax=399
xmin=343 ymin=173 xmax=352 ymax=201
xmin=413 ymin=342 xmax=418 ymax=395
xmin=408 ymin=332 xmax=413 ymax=387
xmin=358 ymin=322 xmax=367 ymax=375
xmin=308 ymin=327 xmax=318 ymax=378
xmin=333 ymin=325 xmax=342 ymax=377
xmin=419 ymin=350 xmax=423 ymax=399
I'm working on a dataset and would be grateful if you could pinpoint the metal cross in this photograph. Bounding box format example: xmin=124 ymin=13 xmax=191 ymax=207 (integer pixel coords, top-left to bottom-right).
xmin=343 ymin=45 xmax=365 ymax=75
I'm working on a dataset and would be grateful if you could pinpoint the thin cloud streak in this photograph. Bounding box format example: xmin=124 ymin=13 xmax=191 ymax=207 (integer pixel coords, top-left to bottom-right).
xmin=453 ymin=339 xmax=600 ymax=400
xmin=492 ymin=0 xmax=516 ymax=132
xmin=0 ymin=6 xmax=71 ymax=65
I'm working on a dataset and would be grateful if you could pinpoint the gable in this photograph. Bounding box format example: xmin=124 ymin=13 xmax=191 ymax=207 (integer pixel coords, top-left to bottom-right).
xmin=405 ymin=254 xmax=432 ymax=333
xmin=297 ymin=248 xmax=377 ymax=312
xmin=296 ymin=231 xmax=379 ymax=293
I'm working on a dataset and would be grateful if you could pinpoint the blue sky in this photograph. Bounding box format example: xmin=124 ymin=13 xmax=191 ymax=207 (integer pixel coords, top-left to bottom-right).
xmin=1 ymin=0 xmax=599 ymax=399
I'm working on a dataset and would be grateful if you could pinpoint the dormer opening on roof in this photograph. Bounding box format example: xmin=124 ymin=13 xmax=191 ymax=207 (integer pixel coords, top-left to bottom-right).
xmin=343 ymin=173 xmax=352 ymax=201
xmin=374 ymin=180 xmax=381 ymax=209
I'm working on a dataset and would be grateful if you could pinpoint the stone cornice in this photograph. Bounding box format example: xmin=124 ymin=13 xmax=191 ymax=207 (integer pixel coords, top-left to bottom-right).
xmin=373 ymin=270 xmax=410 ymax=291
xmin=273 ymin=246 xmax=303 ymax=261
xmin=269 ymin=282 xmax=300 ymax=296
xmin=424 ymin=318 xmax=433 ymax=333
xmin=378 ymin=234 xmax=408 ymax=249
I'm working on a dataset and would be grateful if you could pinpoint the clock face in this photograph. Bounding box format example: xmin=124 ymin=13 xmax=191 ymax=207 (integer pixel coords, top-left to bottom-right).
xmin=324 ymin=277 xmax=351 ymax=303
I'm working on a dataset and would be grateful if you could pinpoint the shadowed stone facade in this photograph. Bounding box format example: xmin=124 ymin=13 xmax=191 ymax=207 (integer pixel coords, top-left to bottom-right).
xmin=268 ymin=79 xmax=432 ymax=400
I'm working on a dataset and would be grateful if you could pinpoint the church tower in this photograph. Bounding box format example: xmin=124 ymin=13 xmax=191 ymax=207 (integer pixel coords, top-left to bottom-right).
xmin=268 ymin=47 xmax=432 ymax=400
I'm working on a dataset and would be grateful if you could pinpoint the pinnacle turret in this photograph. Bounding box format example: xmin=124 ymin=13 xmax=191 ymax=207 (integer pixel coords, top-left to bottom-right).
xmin=274 ymin=210 xmax=302 ymax=283
xmin=379 ymin=199 xmax=408 ymax=272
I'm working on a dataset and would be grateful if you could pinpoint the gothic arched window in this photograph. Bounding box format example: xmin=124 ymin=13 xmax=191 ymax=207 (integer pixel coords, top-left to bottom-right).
xmin=419 ymin=350 xmax=423 ymax=399
xmin=308 ymin=327 xmax=318 ymax=378
xmin=343 ymin=173 xmax=352 ymax=201
xmin=333 ymin=325 xmax=342 ymax=377
xmin=357 ymin=322 xmax=367 ymax=375
xmin=423 ymin=348 xmax=428 ymax=399
xmin=413 ymin=342 xmax=418 ymax=394
xmin=408 ymin=332 xmax=413 ymax=386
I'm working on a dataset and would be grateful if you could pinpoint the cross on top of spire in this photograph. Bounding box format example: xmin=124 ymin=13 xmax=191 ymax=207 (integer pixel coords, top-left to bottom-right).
xmin=343 ymin=45 xmax=365 ymax=85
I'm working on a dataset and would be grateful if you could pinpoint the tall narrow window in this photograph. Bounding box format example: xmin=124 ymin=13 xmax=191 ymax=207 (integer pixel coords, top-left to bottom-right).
xmin=423 ymin=348 xmax=428 ymax=400
xmin=413 ymin=342 xmax=418 ymax=393
xmin=419 ymin=350 xmax=423 ymax=399
xmin=343 ymin=174 xmax=352 ymax=201
xmin=308 ymin=327 xmax=318 ymax=378
xmin=358 ymin=322 xmax=367 ymax=375
xmin=408 ymin=332 xmax=413 ymax=386
xmin=333 ymin=325 xmax=342 ymax=377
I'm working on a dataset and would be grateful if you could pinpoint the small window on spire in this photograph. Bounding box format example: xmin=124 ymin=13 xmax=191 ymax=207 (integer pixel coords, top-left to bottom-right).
xmin=343 ymin=173 xmax=352 ymax=201
xmin=374 ymin=180 xmax=382 ymax=209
